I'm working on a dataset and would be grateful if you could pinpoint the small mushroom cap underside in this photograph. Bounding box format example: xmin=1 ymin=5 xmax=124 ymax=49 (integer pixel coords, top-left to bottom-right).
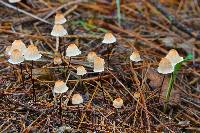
xmin=51 ymin=24 xmax=68 ymax=37
xmin=24 ymin=45 xmax=42 ymax=61
xmin=72 ymin=94 xmax=83 ymax=105
xmin=54 ymin=80 xmax=68 ymax=93
xmin=93 ymin=57 xmax=105 ymax=72
xmin=8 ymin=49 xmax=24 ymax=64
xmin=66 ymin=44 xmax=81 ymax=57
xmin=157 ymin=58 xmax=174 ymax=74
xmin=102 ymin=32 xmax=116 ymax=44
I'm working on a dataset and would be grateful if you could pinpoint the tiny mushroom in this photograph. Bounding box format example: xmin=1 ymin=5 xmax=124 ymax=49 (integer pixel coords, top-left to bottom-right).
xmin=157 ymin=58 xmax=174 ymax=74
xmin=24 ymin=44 xmax=42 ymax=61
xmin=55 ymin=13 xmax=66 ymax=24
xmin=113 ymin=97 xmax=123 ymax=109
xmin=8 ymin=49 xmax=24 ymax=64
xmin=102 ymin=32 xmax=116 ymax=44
xmin=51 ymin=24 xmax=68 ymax=37
xmin=9 ymin=40 xmax=26 ymax=55
xmin=54 ymin=80 xmax=69 ymax=94
xmin=93 ymin=57 xmax=105 ymax=72
xmin=77 ymin=66 xmax=87 ymax=76
xmin=130 ymin=51 xmax=141 ymax=62
xmin=165 ymin=49 xmax=183 ymax=66
xmin=72 ymin=93 xmax=83 ymax=105
xmin=87 ymin=52 xmax=97 ymax=63
xmin=66 ymin=44 xmax=81 ymax=57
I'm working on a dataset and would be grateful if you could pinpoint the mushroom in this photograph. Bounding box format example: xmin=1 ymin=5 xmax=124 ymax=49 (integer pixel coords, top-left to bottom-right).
xmin=65 ymin=44 xmax=81 ymax=76
xmin=77 ymin=66 xmax=87 ymax=88
xmin=55 ymin=13 xmax=66 ymax=24
xmin=9 ymin=40 xmax=26 ymax=55
xmin=24 ymin=44 xmax=42 ymax=103
xmin=93 ymin=57 xmax=106 ymax=102
xmin=87 ymin=52 xmax=97 ymax=63
xmin=113 ymin=97 xmax=123 ymax=109
xmin=54 ymin=80 xmax=69 ymax=121
xmin=54 ymin=56 xmax=62 ymax=65
xmin=130 ymin=51 xmax=141 ymax=62
xmin=165 ymin=49 xmax=183 ymax=67
xmin=72 ymin=93 xmax=83 ymax=117
xmin=102 ymin=32 xmax=116 ymax=68
xmin=8 ymin=49 xmax=25 ymax=88
xmin=157 ymin=58 xmax=174 ymax=74
xmin=51 ymin=24 xmax=68 ymax=52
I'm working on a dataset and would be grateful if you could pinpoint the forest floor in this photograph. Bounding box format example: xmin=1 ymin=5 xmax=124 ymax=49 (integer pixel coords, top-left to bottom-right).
xmin=0 ymin=0 xmax=199 ymax=132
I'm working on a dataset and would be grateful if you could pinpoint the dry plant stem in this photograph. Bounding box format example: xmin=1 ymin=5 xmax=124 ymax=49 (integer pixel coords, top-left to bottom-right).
xmin=56 ymin=37 xmax=59 ymax=52
xmin=31 ymin=60 xmax=36 ymax=104
xmin=20 ymin=63 xmax=25 ymax=88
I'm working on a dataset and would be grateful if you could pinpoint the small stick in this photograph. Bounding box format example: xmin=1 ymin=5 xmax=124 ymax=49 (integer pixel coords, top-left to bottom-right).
xmin=98 ymin=73 xmax=106 ymax=104
xmin=31 ymin=60 xmax=36 ymax=103
xmin=59 ymin=94 xmax=63 ymax=124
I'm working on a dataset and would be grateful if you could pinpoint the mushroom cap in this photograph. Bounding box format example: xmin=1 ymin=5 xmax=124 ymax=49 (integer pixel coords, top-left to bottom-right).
xmin=54 ymin=56 xmax=62 ymax=65
xmin=8 ymin=49 xmax=24 ymax=64
xmin=157 ymin=58 xmax=174 ymax=74
xmin=113 ymin=97 xmax=123 ymax=109
xmin=51 ymin=24 xmax=68 ymax=37
xmin=66 ymin=44 xmax=81 ymax=57
xmin=165 ymin=49 xmax=183 ymax=66
xmin=77 ymin=66 xmax=87 ymax=76
xmin=8 ymin=0 xmax=21 ymax=3
xmin=133 ymin=92 xmax=140 ymax=99
xmin=130 ymin=51 xmax=141 ymax=62
xmin=5 ymin=46 xmax=11 ymax=56
xmin=24 ymin=44 xmax=42 ymax=61
xmin=93 ymin=57 xmax=105 ymax=72
xmin=72 ymin=93 xmax=83 ymax=105
xmin=87 ymin=52 xmax=97 ymax=63
xmin=9 ymin=40 xmax=26 ymax=55
xmin=54 ymin=80 xmax=68 ymax=93
xmin=55 ymin=13 xmax=66 ymax=24
xmin=102 ymin=32 xmax=116 ymax=44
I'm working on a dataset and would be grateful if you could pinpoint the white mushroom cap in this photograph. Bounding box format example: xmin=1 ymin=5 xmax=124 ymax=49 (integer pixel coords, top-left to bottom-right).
xmin=113 ymin=97 xmax=123 ymax=109
xmin=72 ymin=93 xmax=83 ymax=105
xmin=157 ymin=58 xmax=174 ymax=74
xmin=51 ymin=24 xmax=68 ymax=37
xmin=93 ymin=57 xmax=105 ymax=72
xmin=130 ymin=51 xmax=141 ymax=62
xmin=133 ymin=92 xmax=140 ymax=99
xmin=54 ymin=80 xmax=69 ymax=94
xmin=66 ymin=44 xmax=81 ymax=57
xmin=55 ymin=13 xmax=66 ymax=24
xmin=165 ymin=49 xmax=183 ymax=66
xmin=9 ymin=40 xmax=26 ymax=55
xmin=102 ymin=32 xmax=116 ymax=44
xmin=24 ymin=44 xmax=42 ymax=61
xmin=87 ymin=52 xmax=97 ymax=63
xmin=77 ymin=66 xmax=87 ymax=76
xmin=8 ymin=0 xmax=21 ymax=3
xmin=5 ymin=46 xmax=11 ymax=56
xmin=8 ymin=49 xmax=24 ymax=64
xmin=54 ymin=56 xmax=62 ymax=65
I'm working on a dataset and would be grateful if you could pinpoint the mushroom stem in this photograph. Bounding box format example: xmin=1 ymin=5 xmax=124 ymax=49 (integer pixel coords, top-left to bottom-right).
xmin=59 ymin=94 xmax=62 ymax=123
xmin=65 ymin=57 xmax=71 ymax=79
xmin=20 ymin=63 xmax=25 ymax=88
xmin=79 ymin=75 xmax=83 ymax=89
xmin=78 ymin=104 xmax=81 ymax=118
xmin=107 ymin=44 xmax=111 ymax=68
xmin=56 ymin=37 xmax=59 ymax=52
xmin=63 ymin=45 xmax=66 ymax=79
xmin=31 ymin=60 xmax=36 ymax=103
xmin=98 ymin=73 xmax=106 ymax=103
